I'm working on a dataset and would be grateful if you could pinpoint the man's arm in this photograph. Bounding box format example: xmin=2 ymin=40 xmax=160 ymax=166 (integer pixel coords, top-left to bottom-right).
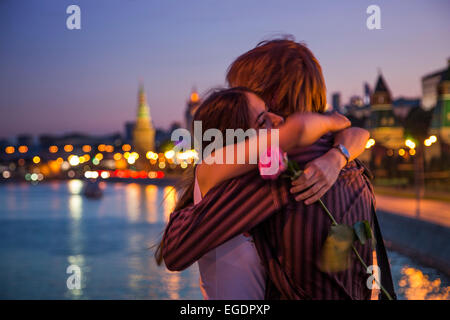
xmin=162 ymin=171 xmax=286 ymax=271
xmin=290 ymin=127 xmax=370 ymax=204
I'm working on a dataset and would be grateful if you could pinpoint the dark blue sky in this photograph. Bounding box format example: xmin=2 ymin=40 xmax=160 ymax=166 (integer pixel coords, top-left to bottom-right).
xmin=1 ymin=0 xmax=449 ymax=139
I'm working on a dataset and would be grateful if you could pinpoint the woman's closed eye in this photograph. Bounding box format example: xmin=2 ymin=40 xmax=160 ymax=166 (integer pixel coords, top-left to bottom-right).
xmin=255 ymin=111 xmax=267 ymax=128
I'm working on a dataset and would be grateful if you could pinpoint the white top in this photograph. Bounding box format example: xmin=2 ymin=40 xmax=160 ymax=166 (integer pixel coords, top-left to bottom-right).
xmin=194 ymin=173 xmax=266 ymax=300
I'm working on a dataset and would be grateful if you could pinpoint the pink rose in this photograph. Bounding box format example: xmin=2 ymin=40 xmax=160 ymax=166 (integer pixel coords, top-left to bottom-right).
xmin=258 ymin=146 xmax=288 ymax=180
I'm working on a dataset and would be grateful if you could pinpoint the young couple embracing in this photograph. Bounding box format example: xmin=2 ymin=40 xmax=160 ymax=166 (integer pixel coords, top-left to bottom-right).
xmin=156 ymin=37 xmax=396 ymax=300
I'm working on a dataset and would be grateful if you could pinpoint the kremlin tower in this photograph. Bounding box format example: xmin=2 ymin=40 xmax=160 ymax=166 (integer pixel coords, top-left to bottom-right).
xmin=184 ymin=88 xmax=201 ymax=130
xmin=132 ymin=84 xmax=155 ymax=168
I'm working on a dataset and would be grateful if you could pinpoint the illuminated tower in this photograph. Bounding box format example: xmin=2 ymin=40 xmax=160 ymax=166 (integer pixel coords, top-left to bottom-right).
xmin=132 ymin=85 xmax=155 ymax=158
xmin=184 ymin=88 xmax=201 ymax=130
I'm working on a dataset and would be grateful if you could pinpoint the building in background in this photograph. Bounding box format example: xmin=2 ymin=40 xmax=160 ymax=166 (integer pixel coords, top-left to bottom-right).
xmin=17 ymin=134 xmax=34 ymax=147
xmin=368 ymin=73 xmax=404 ymax=150
xmin=427 ymin=58 xmax=450 ymax=164
xmin=331 ymin=92 xmax=340 ymax=112
xmin=363 ymin=82 xmax=371 ymax=105
xmin=132 ymin=85 xmax=155 ymax=154
xmin=124 ymin=121 xmax=135 ymax=144
xmin=184 ymin=88 xmax=201 ymax=130
xmin=422 ymin=59 xmax=450 ymax=111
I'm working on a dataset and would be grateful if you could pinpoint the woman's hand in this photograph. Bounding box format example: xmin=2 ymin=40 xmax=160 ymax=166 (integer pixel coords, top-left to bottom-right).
xmin=289 ymin=147 xmax=346 ymax=205
xmin=282 ymin=112 xmax=351 ymax=150
xmin=327 ymin=111 xmax=351 ymax=132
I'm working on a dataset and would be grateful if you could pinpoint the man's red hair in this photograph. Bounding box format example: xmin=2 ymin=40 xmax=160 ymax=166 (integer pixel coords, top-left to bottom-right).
xmin=226 ymin=37 xmax=327 ymax=116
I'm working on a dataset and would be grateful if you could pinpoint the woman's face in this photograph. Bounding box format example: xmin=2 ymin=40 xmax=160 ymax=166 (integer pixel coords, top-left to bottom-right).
xmin=245 ymin=92 xmax=284 ymax=129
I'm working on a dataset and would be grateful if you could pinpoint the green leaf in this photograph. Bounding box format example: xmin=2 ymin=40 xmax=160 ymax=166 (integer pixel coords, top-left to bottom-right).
xmin=318 ymin=224 xmax=355 ymax=273
xmin=353 ymin=220 xmax=376 ymax=248
xmin=353 ymin=221 xmax=368 ymax=245
xmin=292 ymin=160 xmax=300 ymax=171
xmin=290 ymin=170 xmax=303 ymax=181
xmin=363 ymin=220 xmax=377 ymax=249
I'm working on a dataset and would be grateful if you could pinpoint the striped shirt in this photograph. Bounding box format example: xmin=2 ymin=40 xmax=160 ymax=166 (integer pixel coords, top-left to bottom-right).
xmin=162 ymin=134 xmax=396 ymax=300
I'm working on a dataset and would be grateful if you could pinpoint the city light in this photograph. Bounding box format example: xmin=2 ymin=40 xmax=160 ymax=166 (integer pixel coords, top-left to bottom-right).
xmin=82 ymin=145 xmax=92 ymax=153
xmin=146 ymin=151 xmax=158 ymax=160
xmin=64 ymin=145 xmax=74 ymax=152
xmin=5 ymin=146 xmax=14 ymax=154
xmin=125 ymin=152 xmax=139 ymax=164
xmin=176 ymin=149 xmax=199 ymax=162
xmin=190 ymin=91 xmax=199 ymax=102
xmin=399 ymin=148 xmax=406 ymax=156
xmin=113 ymin=153 xmax=122 ymax=161
xmin=18 ymin=145 xmax=28 ymax=153
xmin=409 ymin=149 xmax=416 ymax=156
xmin=85 ymin=171 xmax=99 ymax=179
xmin=164 ymin=150 xmax=175 ymax=159
xmin=100 ymin=171 xmax=110 ymax=179
xmin=405 ymin=139 xmax=416 ymax=149
xmin=69 ymin=155 xmax=80 ymax=166
xmin=365 ymin=138 xmax=375 ymax=149
xmin=49 ymin=145 xmax=58 ymax=153
xmin=98 ymin=144 xmax=106 ymax=152
xmin=122 ymin=144 xmax=131 ymax=152
xmin=2 ymin=171 xmax=11 ymax=179
xmin=61 ymin=161 xmax=70 ymax=170
xmin=33 ymin=156 xmax=41 ymax=164
xmin=424 ymin=135 xmax=437 ymax=147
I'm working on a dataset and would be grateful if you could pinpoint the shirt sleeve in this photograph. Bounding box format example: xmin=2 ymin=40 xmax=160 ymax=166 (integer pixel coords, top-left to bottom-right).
xmin=161 ymin=170 xmax=288 ymax=271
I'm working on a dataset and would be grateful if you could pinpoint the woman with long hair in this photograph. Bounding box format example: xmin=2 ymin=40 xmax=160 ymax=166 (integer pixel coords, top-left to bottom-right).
xmin=156 ymin=86 xmax=350 ymax=299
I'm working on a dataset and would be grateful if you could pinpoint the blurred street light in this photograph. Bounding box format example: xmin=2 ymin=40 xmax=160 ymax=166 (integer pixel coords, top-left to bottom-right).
xmin=365 ymin=138 xmax=375 ymax=149
xmin=405 ymin=139 xmax=416 ymax=149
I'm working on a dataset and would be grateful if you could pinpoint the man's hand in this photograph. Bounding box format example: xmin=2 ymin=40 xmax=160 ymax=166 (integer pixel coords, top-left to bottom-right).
xmin=290 ymin=148 xmax=347 ymax=205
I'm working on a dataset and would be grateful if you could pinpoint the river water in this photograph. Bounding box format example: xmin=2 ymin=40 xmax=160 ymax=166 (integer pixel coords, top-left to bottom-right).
xmin=0 ymin=181 xmax=448 ymax=300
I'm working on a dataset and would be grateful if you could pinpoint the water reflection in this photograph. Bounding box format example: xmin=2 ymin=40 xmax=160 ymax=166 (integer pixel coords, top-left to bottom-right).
xmin=145 ymin=185 xmax=158 ymax=224
xmin=66 ymin=255 xmax=85 ymax=299
xmin=68 ymin=179 xmax=83 ymax=194
xmin=126 ymin=183 xmax=141 ymax=222
xmin=2 ymin=181 xmax=448 ymax=300
xmin=69 ymin=195 xmax=82 ymax=220
xmin=67 ymin=182 xmax=86 ymax=299
xmin=165 ymin=270 xmax=181 ymax=300
xmin=398 ymin=267 xmax=450 ymax=300
xmin=163 ymin=186 xmax=177 ymax=222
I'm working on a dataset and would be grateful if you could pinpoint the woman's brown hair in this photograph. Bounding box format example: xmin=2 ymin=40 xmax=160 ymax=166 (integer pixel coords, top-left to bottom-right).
xmin=226 ymin=37 xmax=327 ymax=117
xmin=154 ymin=86 xmax=256 ymax=265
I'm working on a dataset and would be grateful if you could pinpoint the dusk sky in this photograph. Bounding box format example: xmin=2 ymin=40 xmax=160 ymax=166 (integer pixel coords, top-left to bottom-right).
xmin=1 ymin=0 xmax=449 ymax=140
